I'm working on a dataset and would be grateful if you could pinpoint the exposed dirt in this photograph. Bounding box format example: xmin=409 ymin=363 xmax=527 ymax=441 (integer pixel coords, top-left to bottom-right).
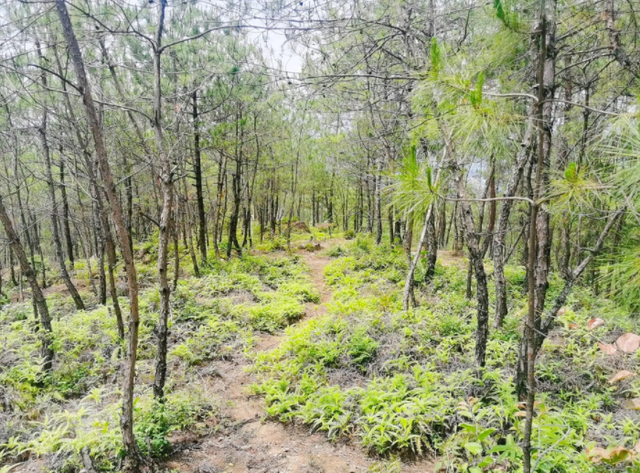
xmin=164 ymin=243 xmax=434 ymax=473
xmin=436 ymin=250 xmax=467 ymax=268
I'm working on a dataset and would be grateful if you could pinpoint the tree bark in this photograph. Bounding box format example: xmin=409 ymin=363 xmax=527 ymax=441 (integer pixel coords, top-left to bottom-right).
xmin=39 ymin=123 xmax=85 ymax=310
xmin=522 ymin=5 xmax=556 ymax=470
xmin=425 ymin=210 xmax=437 ymax=284
xmin=192 ymin=90 xmax=207 ymax=263
xmin=150 ymin=0 xmax=174 ymax=401
xmin=492 ymin=108 xmax=536 ymax=328
xmin=54 ymin=0 xmax=142 ymax=464
xmin=452 ymin=172 xmax=490 ymax=368
xmin=0 ymin=196 xmax=53 ymax=373
xmin=59 ymin=159 xmax=75 ymax=269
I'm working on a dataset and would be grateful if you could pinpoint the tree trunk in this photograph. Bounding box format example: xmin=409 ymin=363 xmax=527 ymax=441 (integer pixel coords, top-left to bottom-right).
xmin=59 ymin=159 xmax=75 ymax=269
xmin=402 ymin=205 xmax=432 ymax=310
xmin=402 ymin=169 xmax=441 ymax=310
xmin=425 ymin=210 xmax=437 ymax=284
xmin=0 ymin=196 xmax=53 ymax=373
xmin=150 ymin=0 xmax=174 ymax=401
xmin=445 ymin=131 xmax=490 ymax=368
xmin=522 ymin=6 xmax=556 ymax=470
xmin=492 ymin=109 xmax=535 ymax=328
xmin=192 ymin=91 xmax=207 ymax=263
xmin=53 ymin=42 xmax=124 ymax=337
xmin=39 ymin=107 xmax=85 ymax=310
xmin=54 ymin=0 xmax=142 ymax=465
xmin=375 ymin=166 xmax=383 ymax=244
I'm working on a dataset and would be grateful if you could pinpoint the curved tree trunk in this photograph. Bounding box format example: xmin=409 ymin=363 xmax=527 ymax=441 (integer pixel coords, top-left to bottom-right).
xmin=492 ymin=110 xmax=535 ymax=328
xmin=39 ymin=113 xmax=85 ymax=310
xmin=54 ymin=0 xmax=142 ymax=465
xmin=0 ymin=196 xmax=53 ymax=373
xmin=425 ymin=207 xmax=438 ymax=284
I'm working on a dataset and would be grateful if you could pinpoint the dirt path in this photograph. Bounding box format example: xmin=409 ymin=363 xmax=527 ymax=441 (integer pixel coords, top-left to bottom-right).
xmin=165 ymin=243 xmax=432 ymax=473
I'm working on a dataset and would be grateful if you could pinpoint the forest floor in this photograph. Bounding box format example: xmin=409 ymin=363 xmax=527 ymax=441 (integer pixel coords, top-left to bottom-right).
xmin=163 ymin=241 xmax=434 ymax=473
xmin=4 ymin=235 xmax=639 ymax=473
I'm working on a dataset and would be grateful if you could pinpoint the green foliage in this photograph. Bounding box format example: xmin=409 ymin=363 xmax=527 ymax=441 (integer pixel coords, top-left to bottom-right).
xmin=170 ymin=316 xmax=243 ymax=365
xmin=469 ymin=72 xmax=484 ymax=109
xmin=565 ymin=162 xmax=578 ymax=183
xmin=492 ymin=0 xmax=522 ymax=30
xmin=246 ymin=294 xmax=306 ymax=332
xmin=135 ymin=392 xmax=213 ymax=457
xmin=430 ymin=37 xmax=442 ymax=77
xmin=278 ymin=281 xmax=320 ymax=303
xmin=0 ymin=247 xmax=309 ymax=470
xmin=392 ymin=147 xmax=437 ymax=218
xmin=493 ymin=0 xmax=506 ymax=21
xmin=253 ymin=240 xmax=640 ymax=471
xmin=348 ymin=327 xmax=379 ymax=367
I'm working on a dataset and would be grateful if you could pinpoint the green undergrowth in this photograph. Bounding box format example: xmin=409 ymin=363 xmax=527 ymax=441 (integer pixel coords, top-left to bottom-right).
xmin=252 ymin=225 xmax=345 ymax=253
xmin=252 ymin=235 xmax=640 ymax=472
xmin=0 ymin=247 xmax=315 ymax=471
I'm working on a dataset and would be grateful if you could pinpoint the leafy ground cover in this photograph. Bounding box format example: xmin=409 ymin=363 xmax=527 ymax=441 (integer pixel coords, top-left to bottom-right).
xmin=0 ymin=247 xmax=317 ymax=472
xmin=2 ymin=234 xmax=640 ymax=473
xmin=252 ymin=235 xmax=640 ymax=472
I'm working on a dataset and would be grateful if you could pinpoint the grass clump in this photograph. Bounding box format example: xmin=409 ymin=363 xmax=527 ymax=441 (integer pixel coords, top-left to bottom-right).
xmin=246 ymin=293 xmax=306 ymax=332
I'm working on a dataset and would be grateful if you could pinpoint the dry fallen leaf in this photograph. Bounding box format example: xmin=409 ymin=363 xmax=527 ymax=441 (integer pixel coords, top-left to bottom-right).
xmin=587 ymin=446 xmax=612 ymax=463
xmin=597 ymin=342 xmax=617 ymax=355
xmin=609 ymin=370 xmax=636 ymax=384
xmin=558 ymin=307 xmax=567 ymax=316
xmin=616 ymin=333 xmax=640 ymax=353
xmin=567 ymin=323 xmax=579 ymax=329
xmin=635 ymin=440 xmax=640 ymax=454
xmin=516 ymin=400 xmax=541 ymax=409
xmin=606 ymin=447 xmax=635 ymax=464
xmin=588 ymin=318 xmax=605 ymax=330
xmin=624 ymin=399 xmax=640 ymax=410
xmin=587 ymin=446 xmax=636 ymax=464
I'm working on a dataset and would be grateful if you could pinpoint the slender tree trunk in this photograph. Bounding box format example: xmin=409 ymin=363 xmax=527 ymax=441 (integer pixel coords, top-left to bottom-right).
xmin=402 ymin=205 xmax=433 ymax=310
xmin=184 ymin=192 xmax=200 ymax=278
xmin=493 ymin=109 xmax=535 ymax=327
xmin=9 ymin=246 xmax=17 ymax=286
xmin=53 ymin=43 xmax=123 ymax=336
xmin=522 ymin=5 xmax=556 ymax=470
xmin=425 ymin=209 xmax=437 ymax=284
xmin=402 ymin=169 xmax=441 ymax=310
xmin=443 ymin=129 xmax=490 ymax=368
xmin=227 ymin=158 xmax=242 ymax=257
xmin=39 ymin=106 xmax=85 ymax=310
xmin=375 ymin=165 xmax=383 ymax=244
xmin=59 ymin=159 xmax=74 ymax=269
xmin=192 ymin=91 xmax=207 ymax=263
xmin=404 ymin=212 xmax=414 ymax=260
xmin=54 ymin=0 xmax=142 ymax=465
xmin=0 ymin=196 xmax=53 ymax=372
xmin=150 ymin=0 xmax=174 ymax=401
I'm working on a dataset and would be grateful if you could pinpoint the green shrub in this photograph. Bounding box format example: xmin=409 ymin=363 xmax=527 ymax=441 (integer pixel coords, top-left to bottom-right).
xmin=135 ymin=392 xmax=213 ymax=457
xmin=278 ymin=281 xmax=320 ymax=303
xmin=348 ymin=328 xmax=379 ymax=367
xmin=247 ymin=295 xmax=305 ymax=332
